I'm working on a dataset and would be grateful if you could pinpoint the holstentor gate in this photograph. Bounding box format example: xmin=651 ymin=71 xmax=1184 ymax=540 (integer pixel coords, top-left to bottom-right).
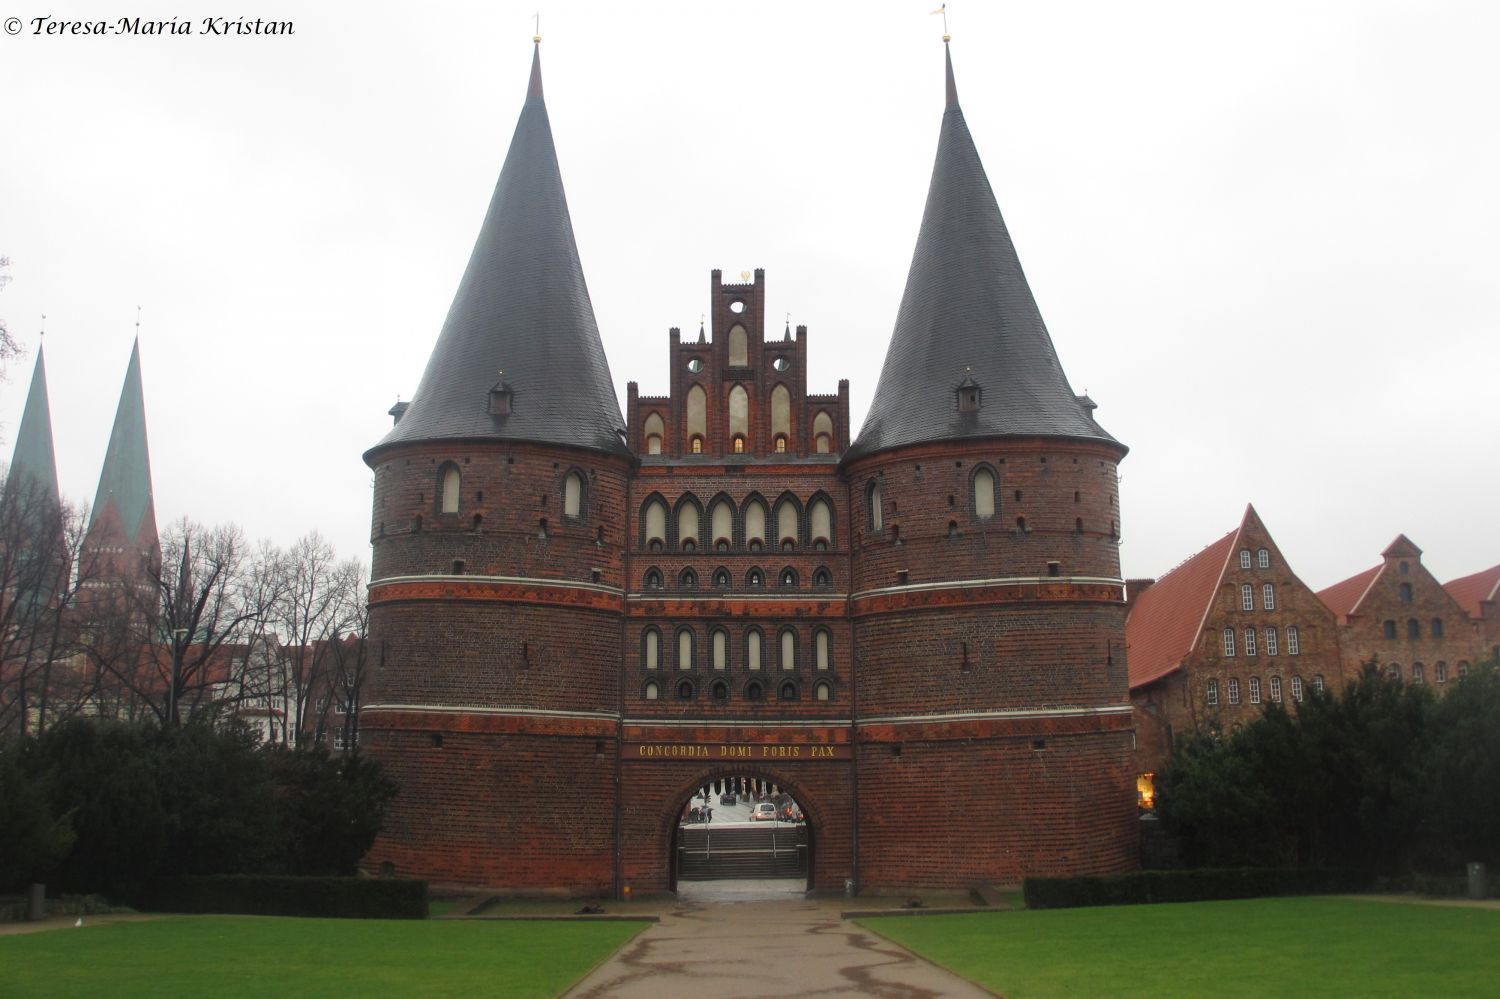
xmin=359 ymin=39 xmax=1138 ymax=896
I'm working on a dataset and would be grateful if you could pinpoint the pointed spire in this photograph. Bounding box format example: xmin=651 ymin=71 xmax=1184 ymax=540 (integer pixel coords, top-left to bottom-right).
xmin=369 ymin=43 xmax=626 ymax=460
xmin=6 ymin=346 xmax=61 ymax=508
xmin=846 ymin=41 xmax=1123 ymax=462
xmin=89 ymin=339 xmax=157 ymax=548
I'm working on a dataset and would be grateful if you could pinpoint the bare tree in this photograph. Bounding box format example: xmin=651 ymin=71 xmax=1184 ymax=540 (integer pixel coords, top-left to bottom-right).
xmin=0 ymin=469 xmax=94 ymax=736
xmin=0 ymin=256 xmax=20 ymax=383
xmin=81 ymin=518 xmax=284 ymax=728
xmin=266 ymin=533 xmax=365 ymax=744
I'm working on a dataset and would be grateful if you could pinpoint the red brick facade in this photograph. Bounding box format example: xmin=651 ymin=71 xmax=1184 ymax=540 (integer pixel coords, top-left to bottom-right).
xmin=360 ymin=270 xmax=1139 ymax=893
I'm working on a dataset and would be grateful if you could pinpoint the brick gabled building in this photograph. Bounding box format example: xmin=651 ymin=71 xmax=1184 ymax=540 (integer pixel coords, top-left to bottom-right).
xmin=1444 ymin=565 xmax=1500 ymax=663
xmin=1127 ymin=505 xmax=1343 ymax=773
xmin=1318 ymin=536 xmax=1487 ymax=689
xmin=360 ymin=40 xmax=1137 ymax=895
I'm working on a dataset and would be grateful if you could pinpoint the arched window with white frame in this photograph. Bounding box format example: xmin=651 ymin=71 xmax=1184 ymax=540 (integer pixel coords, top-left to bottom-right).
xmin=677 ymin=629 xmax=694 ymax=670
xmin=780 ymin=628 xmax=796 ymax=670
xmin=815 ymin=629 xmax=830 ymax=670
xmin=972 ymin=466 xmax=996 ymax=520
xmin=713 ymin=629 xmax=728 ymax=671
xmin=563 ymin=470 xmax=584 ymax=519
xmin=643 ymin=628 xmax=660 ymax=670
xmin=439 ymin=464 xmax=461 ymax=514
xmin=746 ymin=629 xmax=763 ymax=671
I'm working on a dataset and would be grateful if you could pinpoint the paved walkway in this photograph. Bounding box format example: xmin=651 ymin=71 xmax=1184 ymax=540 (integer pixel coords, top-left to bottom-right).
xmin=0 ymin=913 xmax=159 ymax=937
xmin=564 ymin=882 xmax=995 ymax=998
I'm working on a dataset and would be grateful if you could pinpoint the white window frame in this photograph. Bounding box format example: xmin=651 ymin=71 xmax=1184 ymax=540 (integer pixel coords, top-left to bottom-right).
xmin=1291 ymin=675 xmax=1304 ymax=702
xmin=1258 ymin=548 xmax=1270 ymax=569
xmin=1240 ymin=549 xmax=1251 ymax=569
xmin=1265 ymin=628 xmax=1278 ymax=656
xmin=1241 ymin=584 xmax=1254 ymax=611
xmin=1262 ymin=583 xmax=1275 ymax=610
xmin=1269 ymin=676 xmax=1283 ymax=702
xmin=1223 ymin=628 xmax=1236 ymax=657
xmin=1227 ymin=677 xmax=1241 ymax=705
xmin=1206 ymin=678 xmax=1219 ymax=706
xmin=1248 ymin=676 xmax=1262 ymax=704
xmin=1287 ymin=626 xmax=1300 ymax=656
xmin=1244 ymin=628 xmax=1257 ymax=657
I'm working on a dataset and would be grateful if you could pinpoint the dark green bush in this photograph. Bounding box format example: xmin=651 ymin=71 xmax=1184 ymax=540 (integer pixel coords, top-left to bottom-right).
xmin=139 ymin=875 xmax=427 ymax=919
xmin=1023 ymin=867 xmax=1373 ymax=909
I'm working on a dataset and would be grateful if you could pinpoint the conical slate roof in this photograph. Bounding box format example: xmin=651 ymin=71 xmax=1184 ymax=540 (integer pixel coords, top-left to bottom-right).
xmin=368 ymin=44 xmax=627 ymax=460
xmin=846 ymin=44 xmax=1122 ymax=462
xmin=89 ymin=339 xmax=156 ymax=545
xmin=6 ymin=347 xmax=60 ymax=506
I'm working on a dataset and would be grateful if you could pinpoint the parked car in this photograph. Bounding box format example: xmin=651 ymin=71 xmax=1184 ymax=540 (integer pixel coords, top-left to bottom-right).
xmin=752 ymin=802 xmax=777 ymax=821
xmin=719 ymin=792 xmax=737 ymax=805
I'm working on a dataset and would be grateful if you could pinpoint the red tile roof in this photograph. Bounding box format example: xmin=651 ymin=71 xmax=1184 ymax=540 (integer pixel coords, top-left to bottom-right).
xmin=1445 ymin=564 xmax=1500 ymax=619
xmin=1316 ymin=565 xmax=1382 ymax=623
xmin=1127 ymin=526 xmax=1239 ymax=688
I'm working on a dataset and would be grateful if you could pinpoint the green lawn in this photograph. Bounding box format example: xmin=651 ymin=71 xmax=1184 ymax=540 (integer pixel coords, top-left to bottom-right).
xmin=1 ymin=916 xmax=647 ymax=998
xmin=862 ymin=897 xmax=1500 ymax=998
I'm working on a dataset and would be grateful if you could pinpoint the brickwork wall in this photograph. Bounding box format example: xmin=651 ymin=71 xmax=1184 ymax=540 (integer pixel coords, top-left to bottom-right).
xmin=1333 ymin=550 xmax=1485 ymax=688
xmin=1163 ymin=517 xmax=1343 ymax=743
xmin=844 ymin=441 xmax=1124 ymax=592
xmin=857 ymin=729 xmax=1138 ymax=887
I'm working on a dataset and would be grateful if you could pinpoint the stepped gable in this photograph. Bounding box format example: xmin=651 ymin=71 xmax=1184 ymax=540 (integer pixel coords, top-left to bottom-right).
xmin=368 ymin=43 xmax=627 ymax=460
xmin=1317 ymin=535 xmax=1423 ymax=624
xmin=5 ymin=347 xmax=60 ymax=505
xmin=88 ymin=339 xmax=156 ymax=546
xmin=846 ymin=42 xmax=1119 ymax=462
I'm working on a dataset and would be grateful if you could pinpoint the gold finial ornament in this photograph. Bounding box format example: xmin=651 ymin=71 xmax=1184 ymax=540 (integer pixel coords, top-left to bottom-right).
xmin=532 ymin=10 xmax=540 ymax=43
xmin=740 ymin=270 xmax=751 ymax=282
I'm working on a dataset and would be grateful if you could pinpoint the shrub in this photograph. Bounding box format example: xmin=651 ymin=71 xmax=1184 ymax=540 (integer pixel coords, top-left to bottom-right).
xmin=1023 ymin=868 xmax=1373 ymax=909
xmin=139 ymin=875 xmax=428 ymax=919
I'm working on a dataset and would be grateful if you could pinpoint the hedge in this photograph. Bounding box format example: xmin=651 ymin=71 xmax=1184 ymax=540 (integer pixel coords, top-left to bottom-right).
xmin=137 ymin=875 xmax=428 ymax=919
xmin=1023 ymin=868 xmax=1373 ymax=909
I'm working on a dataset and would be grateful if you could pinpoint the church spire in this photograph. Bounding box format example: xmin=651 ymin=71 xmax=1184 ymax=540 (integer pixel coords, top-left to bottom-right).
xmin=5 ymin=346 xmax=60 ymax=508
xmin=369 ymin=43 xmax=627 ymax=460
xmin=89 ymin=338 xmax=157 ymax=549
xmin=846 ymin=41 xmax=1122 ymax=462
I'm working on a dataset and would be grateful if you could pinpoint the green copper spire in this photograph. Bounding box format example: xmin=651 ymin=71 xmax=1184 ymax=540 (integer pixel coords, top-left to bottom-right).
xmin=89 ymin=339 xmax=156 ymax=546
xmin=6 ymin=346 xmax=60 ymax=507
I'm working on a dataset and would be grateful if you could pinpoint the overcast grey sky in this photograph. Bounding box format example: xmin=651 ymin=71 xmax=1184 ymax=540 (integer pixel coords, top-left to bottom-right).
xmin=1 ymin=1 xmax=1496 ymax=591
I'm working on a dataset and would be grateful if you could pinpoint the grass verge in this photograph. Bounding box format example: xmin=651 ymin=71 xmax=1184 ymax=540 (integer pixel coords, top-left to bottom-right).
xmin=0 ymin=915 xmax=647 ymax=998
xmin=860 ymin=897 xmax=1500 ymax=998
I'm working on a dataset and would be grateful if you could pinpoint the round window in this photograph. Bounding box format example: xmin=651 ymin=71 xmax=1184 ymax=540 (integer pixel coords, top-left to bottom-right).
xmin=687 ymin=357 xmax=703 ymax=373
xmin=729 ymin=300 xmax=746 ymax=314
xmin=773 ymin=356 xmax=790 ymax=371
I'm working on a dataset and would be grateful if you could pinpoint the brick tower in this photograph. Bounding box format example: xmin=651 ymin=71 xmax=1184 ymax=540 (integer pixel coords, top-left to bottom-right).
xmin=361 ymin=43 xmax=632 ymax=892
xmin=841 ymin=42 xmax=1137 ymax=886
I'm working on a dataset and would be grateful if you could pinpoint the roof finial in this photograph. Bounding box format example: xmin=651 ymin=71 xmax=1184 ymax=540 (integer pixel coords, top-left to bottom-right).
xmin=135 ymin=305 xmax=142 ymax=341
xmin=527 ymin=21 xmax=544 ymax=102
xmin=931 ymin=3 xmax=950 ymax=41
xmin=532 ymin=10 xmax=540 ymax=43
xmin=39 ymin=313 xmax=45 ymax=339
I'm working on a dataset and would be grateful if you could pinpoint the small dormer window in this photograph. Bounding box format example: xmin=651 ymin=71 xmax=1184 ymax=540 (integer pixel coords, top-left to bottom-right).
xmin=957 ymin=376 xmax=982 ymax=413
xmin=488 ymin=382 xmax=513 ymax=416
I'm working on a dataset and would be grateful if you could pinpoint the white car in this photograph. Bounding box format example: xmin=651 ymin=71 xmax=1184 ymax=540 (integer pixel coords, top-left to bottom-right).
xmin=752 ymin=802 xmax=778 ymax=821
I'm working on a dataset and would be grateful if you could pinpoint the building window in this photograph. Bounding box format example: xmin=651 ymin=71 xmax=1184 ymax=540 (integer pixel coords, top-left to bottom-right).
xmin=813 ymin=567 xmax=831 ymax=588
xmin=774 ymin=435 xmax=787 ymax=453
xmin=1291 ymin=675 xmax=1304 ymax=702
xmin=677 ymin=500 xmax=701 ymax=550
xmin=644 ymin=628 xmax=660 ymax=669
xmin=1265 ymin=628 xmax=1278 ymax=656
xmin=1412 ymin=663 xmax=1425 ymax=685
xmin=1407 ymin=619 xmax=1420 ymax=640
xmin=1388 ymin=662 xmax=1402 ymax=680
xmin=563 ymin=471 xmax=584 ymax=519
xmin=439 ymin=464 xmax=461 ymax=514
xmin=713 ymin=568 xmax=730 ymax=588
xmin=745 ymin=680 xmax=764 ymax=701
xmin=644 ymin=498 xmax=668 ymax=548
xmin=973 ymin=466 xmax=996 ymax=520
xmin=778 ymin=680 xmax=798 ymax=701
xmin=1459 ymin=661 xmax=1470 ymax=677
xmin=746 ymin=629 xmax=763 ymax=670
xmin=867 ymin=481 xmax=883 ymax=532
xmin=1248 ymin=676 xmax=1262 ymax=704
xmin=1312 ymin=674 xmax=1324 ymax=693
xmin=677 ymin=629 xmax=694 ymax=670
xmin=691 ymin=436 xmax=704 ymax=454
xmin=1269 ymin=676 xmax=1283 ymax=702
xmin=1241 ymin=584 xmax=1254 ymax=611
xmin=643 ymin=412 xmax=664 ymax=455
xmin=1287 ymin=626 xmax=1300 ymax=655
xmin=713 ymin=629 xmax=728 ymax=670
xmin=644 ymin=568 xmax=663 ymax=590
xmin=808 ymin=498 xmax=833 ymax=548
xmin=680 ymin=568 xmax=698 ymax=589
xmin=1257 ymin=549 xmax=1270 ymax=569
xmin=1223 ymin=628 xmax=1236 ymax=657
xmin=1383 ymin=620 xmax=1397 ymax=640
xmin=711 ymin=680 xmax=729 ymax=702
xmin=815 ymin=629 xmax=831 ymax=670
xmin=1399 ymin=582 xmax=1413 ymax=603
xmin=814 ymin=680 xmax=832 ymax=701
xmin=1262 ymin=584 xmax=1275 ymax=610
xmin=812 ymin=411 xmax=833 ymax=454
xmin=644 ymin=680 xmax=660 ymax=700
xmin=1227 ymin=677 xmax=1241 ymax=705
xmin=677 ymin=680 xmax=694 ymax=700
xmin=1240 ymin=549 xmax=1251 ymax=570
xmin=1206 ymin=678 xmax=1219 ymax=706
xmin=733 ymin=436 xmax=746 ymax=453
xmin=747 ymin=568 xmax=764 ymax=588
xmin=1431 ymin=618 xmax=1444 ymax=638
xmin=1244 ymin=629 xmax=1257 ymax=657
xmin=780 ymin=629 xmax=797 ymax=670
xmin=1436 ymin=661 xmax=1448 ymax=683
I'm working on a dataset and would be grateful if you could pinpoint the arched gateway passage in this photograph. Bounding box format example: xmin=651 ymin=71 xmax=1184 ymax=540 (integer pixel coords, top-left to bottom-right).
xmin=665 ymin=770 xmax=816 ymax=893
